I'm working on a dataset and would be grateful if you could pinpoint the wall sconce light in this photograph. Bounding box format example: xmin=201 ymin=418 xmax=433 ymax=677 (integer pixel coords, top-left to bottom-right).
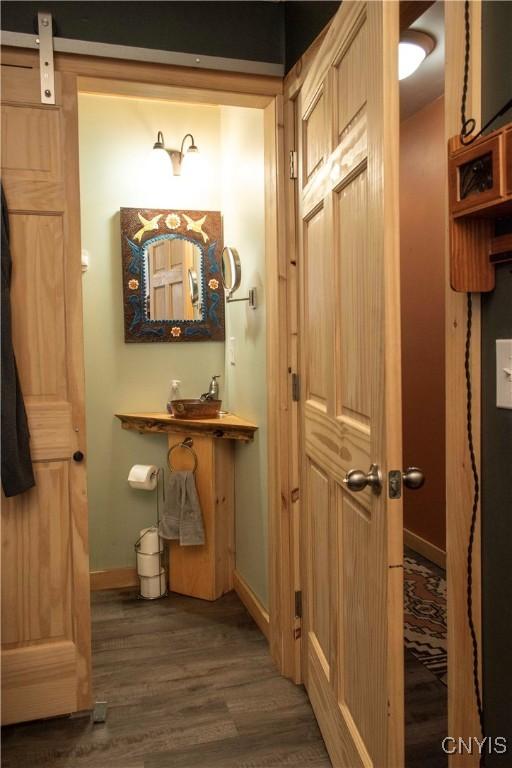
xmin=152 ymin=131 xmax=200 ymax=176
xmin=398 ymin=30 xmax=435 ymax=81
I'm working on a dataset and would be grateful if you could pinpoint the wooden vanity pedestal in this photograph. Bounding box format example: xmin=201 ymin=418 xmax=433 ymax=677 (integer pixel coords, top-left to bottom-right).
xmin=116 ymin=412 xmax=257 ymax=601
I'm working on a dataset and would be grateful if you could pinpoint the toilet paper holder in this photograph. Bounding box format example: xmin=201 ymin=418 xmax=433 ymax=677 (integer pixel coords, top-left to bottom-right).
xmin=133 ymin=467 xmax=168 ymax=601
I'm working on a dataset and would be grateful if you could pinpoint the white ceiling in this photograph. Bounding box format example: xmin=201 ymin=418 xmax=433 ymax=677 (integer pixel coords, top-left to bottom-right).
xmin=400 ymin=1 xmax=445 ymax=121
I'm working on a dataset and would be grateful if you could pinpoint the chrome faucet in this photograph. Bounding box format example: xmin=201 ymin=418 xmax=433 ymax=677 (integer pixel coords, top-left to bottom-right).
xmin=201 ymin=375 xmax=221 ymax=401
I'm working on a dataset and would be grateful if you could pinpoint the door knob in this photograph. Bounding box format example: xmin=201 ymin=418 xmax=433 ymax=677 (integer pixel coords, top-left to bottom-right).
xmin=73 ymin=451 xmax=84 ymax=462
xmin=343 ymin=464 xmax=382 ymax=494
xmin=402 ymin=467 xmax=425 ymax=490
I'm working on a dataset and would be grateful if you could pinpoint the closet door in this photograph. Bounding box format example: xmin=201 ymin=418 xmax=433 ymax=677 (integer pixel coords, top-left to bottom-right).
xmin=297 ymin=2 xmax=403 ymax=766
xmin=1 ymin=66 xmax=92 ymax=724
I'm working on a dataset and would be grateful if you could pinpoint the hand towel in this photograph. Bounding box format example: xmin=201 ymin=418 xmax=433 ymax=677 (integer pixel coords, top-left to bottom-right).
xmin=159 ymin=471 xmax=205 ymax=546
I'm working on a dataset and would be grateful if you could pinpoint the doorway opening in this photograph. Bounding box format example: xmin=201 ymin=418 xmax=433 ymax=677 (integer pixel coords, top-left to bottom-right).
xmin=77 ymin=89 xmax=269 ymax=607
xmin=399 ymin=2 xmax=448 ymax=765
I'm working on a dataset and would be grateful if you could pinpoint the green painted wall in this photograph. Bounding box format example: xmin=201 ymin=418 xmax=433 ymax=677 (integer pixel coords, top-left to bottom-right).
xmin=78 ymin=94 xmax=225 ymax=571
xmin=220 ymin=107 xmax=268 ymax=607
xmin=79 ymin=94 xmax=268 ymax=607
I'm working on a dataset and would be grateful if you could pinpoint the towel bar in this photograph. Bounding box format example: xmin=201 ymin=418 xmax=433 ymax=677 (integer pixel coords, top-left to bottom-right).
xmin=167 ymin=438 xmax=198 ymax=473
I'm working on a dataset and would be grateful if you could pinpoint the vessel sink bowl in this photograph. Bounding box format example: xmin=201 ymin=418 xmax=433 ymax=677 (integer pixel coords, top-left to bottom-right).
xmin=168 ymin=399 xmax=222 ymax=419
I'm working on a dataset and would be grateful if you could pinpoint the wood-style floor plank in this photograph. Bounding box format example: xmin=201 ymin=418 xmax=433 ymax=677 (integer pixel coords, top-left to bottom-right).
xmin=1 ymin=590 xmax=330 ymax=768
xmin=2 ymin=588 xmax=446 ymax=767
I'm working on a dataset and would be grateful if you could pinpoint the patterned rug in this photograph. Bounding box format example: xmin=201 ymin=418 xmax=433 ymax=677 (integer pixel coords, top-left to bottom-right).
xmin=404 ymin=553 xmax=447 ymax=685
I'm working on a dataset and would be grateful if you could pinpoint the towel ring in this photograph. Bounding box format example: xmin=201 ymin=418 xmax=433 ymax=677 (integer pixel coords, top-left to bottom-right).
xmin=167 ymin=438 xmax=198 ymax=473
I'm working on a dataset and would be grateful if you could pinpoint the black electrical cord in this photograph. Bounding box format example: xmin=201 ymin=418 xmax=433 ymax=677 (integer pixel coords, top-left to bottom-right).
xmin=464 ymin=293 xmax=486 ymax=768
xmin=460 ymin=0 xmax=512 ymax=146
xmin=460 ymin=0 xmax=477 ymax=144
xmin=460 ymin=6 xmax=485 ymax=764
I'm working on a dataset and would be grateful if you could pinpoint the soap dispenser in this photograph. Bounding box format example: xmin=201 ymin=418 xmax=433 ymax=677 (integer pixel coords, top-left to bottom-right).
xmin=166 ymin=379 xmax=181 ymax=414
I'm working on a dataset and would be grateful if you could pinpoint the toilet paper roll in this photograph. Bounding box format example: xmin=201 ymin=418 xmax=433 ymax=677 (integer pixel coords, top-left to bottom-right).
xmin=127 ymin=464 xmax=158 ymax=491
xmin=137 ymin=526 xmax=161 ymax=555
xmin=136 ymin=551 xmax=161 ymax=577
xmin=140 ymin=569 xmax=166 ymax=599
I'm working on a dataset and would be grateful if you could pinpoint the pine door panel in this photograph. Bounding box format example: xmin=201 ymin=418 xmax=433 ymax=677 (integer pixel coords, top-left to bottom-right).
xmin=1 ymin=66 xmax=91 ymax=724
xmin=297 ymin=3 xmax=403 ymax=766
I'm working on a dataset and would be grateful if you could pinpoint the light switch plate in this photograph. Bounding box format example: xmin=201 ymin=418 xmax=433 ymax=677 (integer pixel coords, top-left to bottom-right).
xmin=81 ymin=248 xmax=90 ymax=272
xmin=496 ymin=339 xmax=512 ymax=409
xmin=229 ymin=336 xmax=236 ymax=366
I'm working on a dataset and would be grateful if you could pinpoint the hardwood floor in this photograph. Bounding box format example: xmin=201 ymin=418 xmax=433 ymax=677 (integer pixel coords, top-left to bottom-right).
xmin=2 ymin=588 xmax=447 ymax=767
xmin=405 ymin=649 xmax=448 ymax=768
xmin=2 ymin=590 xmax=330 ymax=768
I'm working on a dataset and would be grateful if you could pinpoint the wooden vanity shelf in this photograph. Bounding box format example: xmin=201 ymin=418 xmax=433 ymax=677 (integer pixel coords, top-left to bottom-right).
xmin=448 ymin=121 xmax=512 ymax=292
xmin=116 ymin=411 xmax=257 ymax=443
xmin=116 ymin=411 xmax=257 ymax=601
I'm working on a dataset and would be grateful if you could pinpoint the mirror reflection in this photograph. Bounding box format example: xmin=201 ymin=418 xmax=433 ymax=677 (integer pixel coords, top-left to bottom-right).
xmin=143 ymin=237 xmax=203 ymax=321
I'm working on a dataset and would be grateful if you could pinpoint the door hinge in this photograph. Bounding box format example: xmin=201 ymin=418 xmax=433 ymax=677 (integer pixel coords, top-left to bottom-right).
xmin=294 ymin=590 xmax=302 ymax=619
xmin=289 ymin=150 xmax=298 ymax=180
xmin=291 ymin=372 xmax=300 ymax=402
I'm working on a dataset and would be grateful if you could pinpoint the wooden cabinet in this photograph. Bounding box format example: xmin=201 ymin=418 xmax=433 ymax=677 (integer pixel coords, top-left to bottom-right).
xmin=116 ymin=412 xmax=257 ymax=601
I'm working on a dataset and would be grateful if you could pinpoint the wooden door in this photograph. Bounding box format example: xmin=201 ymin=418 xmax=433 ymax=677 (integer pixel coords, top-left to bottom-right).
xmin=297 ymin=2 xmax=403 ymax=766
xmin=1 ymin=66 xmax=92 ymax=724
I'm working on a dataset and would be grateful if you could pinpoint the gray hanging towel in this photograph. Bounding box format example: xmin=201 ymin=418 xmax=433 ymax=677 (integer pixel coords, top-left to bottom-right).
xmin=1 ymin=185 xmax=35 ymax=497
xmin=159 ymin=470 xmax=205 ymax=546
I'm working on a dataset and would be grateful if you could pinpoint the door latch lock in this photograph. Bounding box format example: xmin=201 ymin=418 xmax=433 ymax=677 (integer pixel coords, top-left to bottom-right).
xmin=388 ymin=470 xmax=402 ymax=499
xmin=388 ymin=467 xmax=425 ymax=499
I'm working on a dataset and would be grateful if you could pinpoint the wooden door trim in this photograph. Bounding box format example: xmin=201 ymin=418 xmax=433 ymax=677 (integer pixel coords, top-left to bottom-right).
xmin=62 ymin=71 xmax=93 ymax=711
xmin=445 ymin=3 xmax=483 ymax=763
xmin=0 ymin=46 xmax=281 ymax=102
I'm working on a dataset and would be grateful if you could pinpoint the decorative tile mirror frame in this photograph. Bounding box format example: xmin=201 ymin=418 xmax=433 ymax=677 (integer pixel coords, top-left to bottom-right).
xmin=120 ymin=207 xmax=225 ymax=342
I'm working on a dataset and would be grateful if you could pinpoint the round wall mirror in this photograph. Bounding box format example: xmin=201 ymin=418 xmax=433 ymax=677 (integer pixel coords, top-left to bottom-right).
xmin=221 ymin=246 xmax=242 ymax=298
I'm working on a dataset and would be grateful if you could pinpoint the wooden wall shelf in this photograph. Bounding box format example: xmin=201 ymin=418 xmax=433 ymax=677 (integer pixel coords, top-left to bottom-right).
xmin=448 ymin=122 xmax=512 ymax=292
xmin=115 ymin=411 xmax=257 ymax=443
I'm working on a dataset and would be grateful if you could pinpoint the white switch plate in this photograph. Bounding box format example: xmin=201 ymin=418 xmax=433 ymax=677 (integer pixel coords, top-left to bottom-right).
xmin=496 ymin=339 xmax=512 ymax=409
xmin=81 ymin=248 xmax=90 ymax=272
xmin=229 ymin=336 xmax=236 ymax=366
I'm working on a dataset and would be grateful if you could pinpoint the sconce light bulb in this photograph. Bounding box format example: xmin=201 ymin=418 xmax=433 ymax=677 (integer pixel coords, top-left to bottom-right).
xmin=181 ymin=143 xmax=202 ymax=179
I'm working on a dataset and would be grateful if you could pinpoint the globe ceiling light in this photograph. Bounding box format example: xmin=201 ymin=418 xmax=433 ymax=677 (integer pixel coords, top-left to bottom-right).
xmin=399 ymin=30 xmax=435 ymax=81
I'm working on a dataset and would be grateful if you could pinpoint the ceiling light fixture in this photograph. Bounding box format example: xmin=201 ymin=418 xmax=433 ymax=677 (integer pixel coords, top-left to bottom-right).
xmin=398 ymin=30 xmax=435 ymax=81
xmin=152 ymin=131 xmax=200 ymax=176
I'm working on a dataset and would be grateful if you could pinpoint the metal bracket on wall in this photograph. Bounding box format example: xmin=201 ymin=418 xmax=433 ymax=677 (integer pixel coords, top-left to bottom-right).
xmin=37 ymin=12 xmax=55 ymax=105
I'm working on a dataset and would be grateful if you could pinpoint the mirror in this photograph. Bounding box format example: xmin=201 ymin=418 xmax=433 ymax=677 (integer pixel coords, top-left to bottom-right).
xmin=221 ymin=246 xmax=241 ymax=298
xmin=120 ymin=207 xmax=225 ymax=342
xmin=221 ymin=245 xmax=258 ymax=309
xmin=143 ymin=238 xmax=203 ymax=321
